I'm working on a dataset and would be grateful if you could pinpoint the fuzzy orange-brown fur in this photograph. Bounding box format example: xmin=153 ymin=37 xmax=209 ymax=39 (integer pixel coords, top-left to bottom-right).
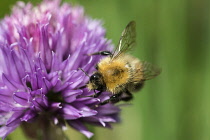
xmin=96 ymin=54 xmax=144 ymax=94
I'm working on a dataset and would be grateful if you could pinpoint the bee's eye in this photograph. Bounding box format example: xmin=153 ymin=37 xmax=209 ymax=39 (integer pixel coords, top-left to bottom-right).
xmin=90 ymin=73 xmax=100 ymax=82
xmin=89 ymin=73 xmax=104 ymax=90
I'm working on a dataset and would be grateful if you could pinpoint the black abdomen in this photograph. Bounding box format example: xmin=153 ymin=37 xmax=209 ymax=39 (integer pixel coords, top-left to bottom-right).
xmin=127 ymin=82 xmax=144 ymax=92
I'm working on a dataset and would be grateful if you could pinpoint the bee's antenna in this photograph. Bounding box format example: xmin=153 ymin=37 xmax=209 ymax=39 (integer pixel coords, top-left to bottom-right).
xmin=78 ymin=68 xmax=90 ymax=77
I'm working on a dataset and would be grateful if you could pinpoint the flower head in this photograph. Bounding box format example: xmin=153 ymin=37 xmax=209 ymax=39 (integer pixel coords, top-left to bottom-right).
xmin=0 ymin=0 xmax=120 ymax=139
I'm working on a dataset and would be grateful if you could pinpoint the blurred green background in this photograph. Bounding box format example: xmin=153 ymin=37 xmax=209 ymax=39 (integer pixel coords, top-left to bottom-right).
xmin=1 ymin=0 xmax=210 ymax=140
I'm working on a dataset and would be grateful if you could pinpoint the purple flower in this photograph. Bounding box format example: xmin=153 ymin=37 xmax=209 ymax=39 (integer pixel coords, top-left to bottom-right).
xmin=0 ymin=0 xmax=120 ymax=139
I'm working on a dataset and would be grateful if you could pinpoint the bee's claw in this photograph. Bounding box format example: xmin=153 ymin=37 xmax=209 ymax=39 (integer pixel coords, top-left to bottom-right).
xmin=78 ymin=91 xmax=102 ymax=98
xmin=78 ymin=95 xmax=90 ymax=98
xmin=78 ymin=94 xmax=95 ymax=98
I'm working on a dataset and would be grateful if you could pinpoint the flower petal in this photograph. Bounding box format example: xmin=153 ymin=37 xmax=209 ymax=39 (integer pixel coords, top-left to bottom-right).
xmin=67 ymin=120 xmax=94 ymax=138
xmin=0 ymin=125 xmax=19 ymax=140
xmin=20 ymin=110 xmax=37 ymax=122
xmin=6 ymin=111 xmax=24 ymax=127
xmin=61 ymin=105 xmax=82 ymax=120
xmin=62 ymin=89 xmax=83 ymax=103
xmin=2 ymin=74 xmax=19 ymax=91
xmin=74 ymin=103 xmax=98 ymax=117
xmin=13 ymin=92 xmax=30 ymax=106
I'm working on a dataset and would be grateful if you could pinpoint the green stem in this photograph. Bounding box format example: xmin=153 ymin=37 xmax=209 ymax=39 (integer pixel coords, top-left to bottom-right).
xmin=21 ymin=115 xmax=69 ymax=140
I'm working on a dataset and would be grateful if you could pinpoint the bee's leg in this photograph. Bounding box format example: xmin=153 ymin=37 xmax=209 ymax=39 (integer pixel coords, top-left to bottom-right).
xmin=92 ymin=90 xmax=103 ymax=98
xmin=77 ymin=85 xmax=87 ymax=89
xmin=85 ymin=90 xmax=103 ymax=98
xmin=99 ymin=93 xmax=122 ymax=105
xmin=88 ymin=51 xmax=112 ymax=56
xmin=121 ymin=90 xmax=133 ymax=102
xmin=78 ymin=68 xmax=90 ymax=77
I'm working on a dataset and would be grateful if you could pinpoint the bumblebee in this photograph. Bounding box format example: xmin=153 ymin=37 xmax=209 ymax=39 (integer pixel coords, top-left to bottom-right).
xmin=83 ymin=21 xmax=161 ymax=105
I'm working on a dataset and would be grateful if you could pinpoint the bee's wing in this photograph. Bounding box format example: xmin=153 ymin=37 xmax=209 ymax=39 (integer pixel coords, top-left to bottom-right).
xmin=141 ymin=61 xmax=161 ymax=80
xmin=111 ymin=21 xmax=136 ymax=60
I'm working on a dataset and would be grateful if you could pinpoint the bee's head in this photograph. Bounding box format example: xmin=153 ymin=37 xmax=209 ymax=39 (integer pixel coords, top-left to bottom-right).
xmin=87 ymin=72 xmax=105 ymax=91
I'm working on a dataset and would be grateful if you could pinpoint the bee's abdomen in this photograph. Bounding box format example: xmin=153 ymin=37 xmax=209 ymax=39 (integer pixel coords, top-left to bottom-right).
xmin=127 ymin=82 xmax=144 ymax=92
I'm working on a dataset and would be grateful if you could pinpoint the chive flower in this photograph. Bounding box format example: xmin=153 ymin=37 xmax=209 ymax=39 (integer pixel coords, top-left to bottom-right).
xmin=0 ymin=0 xmax=120 ymax=139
